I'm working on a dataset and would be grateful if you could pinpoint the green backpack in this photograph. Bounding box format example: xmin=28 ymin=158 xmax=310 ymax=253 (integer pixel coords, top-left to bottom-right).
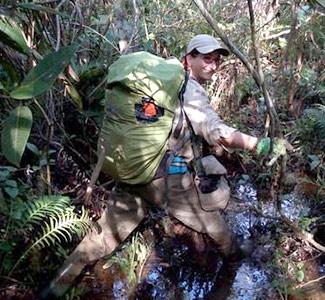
xmin=100 ymin=51 xmax=186 ymax=184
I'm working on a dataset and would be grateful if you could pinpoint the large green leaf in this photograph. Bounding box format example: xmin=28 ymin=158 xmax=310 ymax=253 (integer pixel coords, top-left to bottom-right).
xmin=0 ymin=15 xmax=30 ymax=55
xmin=1 ymin=106 xmax=33 ymax=167
xmin=10 ymin=45 xmax=77 ymax=100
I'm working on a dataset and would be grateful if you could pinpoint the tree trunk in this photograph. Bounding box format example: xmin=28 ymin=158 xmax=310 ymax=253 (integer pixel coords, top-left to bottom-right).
xmin=283 ymin=0 xmax=305 ymax=117
xmin=287 ymin=50 xmax=304 ymax=116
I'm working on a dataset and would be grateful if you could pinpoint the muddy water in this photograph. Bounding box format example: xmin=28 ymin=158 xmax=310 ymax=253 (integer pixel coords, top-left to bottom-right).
xmin=220 ymin=180 xmax=276 ymax=300
xmin=75 ymin=177 xmax=321 ymax=300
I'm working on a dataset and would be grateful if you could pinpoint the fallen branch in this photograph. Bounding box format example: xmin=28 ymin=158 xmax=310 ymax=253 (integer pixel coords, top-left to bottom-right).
xmin=247 ymin=204 xmax=325 ymax=253
xmin=280 ymin=214 xmax=325 ymax=253
xmin=297 ymin=275 xmax=325 ymax=289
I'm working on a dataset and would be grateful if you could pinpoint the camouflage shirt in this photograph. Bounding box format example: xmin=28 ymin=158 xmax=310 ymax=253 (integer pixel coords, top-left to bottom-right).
xmin=169 ymin=77 xmax=237 ymax=161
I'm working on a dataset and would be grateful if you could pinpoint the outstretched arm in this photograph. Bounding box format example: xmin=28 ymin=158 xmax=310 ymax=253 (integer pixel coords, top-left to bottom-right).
xmin=220 ymin=131 xmax=258 ymax=152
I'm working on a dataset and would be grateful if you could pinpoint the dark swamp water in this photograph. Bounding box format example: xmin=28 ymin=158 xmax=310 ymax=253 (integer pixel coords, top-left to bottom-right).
xmin=52 ymin=177 xmax=324 ymax=300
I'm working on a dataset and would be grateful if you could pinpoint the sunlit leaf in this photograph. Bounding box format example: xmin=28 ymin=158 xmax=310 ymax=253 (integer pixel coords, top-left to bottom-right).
xmin=1 ymin=106 xmax=33 ymax=166
xmin=0 ymin=15 xmax=30 ymax=54
xmin=278 ymin=37 xmax=287 ymax=49
xmin=10 ymin=45 xmax=77 ymax=100
xmin=296 ymin=270 xmax=304 ymax=282
xmin=66 ymin=83 xmax=83 ymax=109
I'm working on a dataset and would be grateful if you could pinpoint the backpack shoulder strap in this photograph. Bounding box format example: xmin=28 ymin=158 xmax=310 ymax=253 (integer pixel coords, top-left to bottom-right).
xmin=175 ymin=74 xmax=205 ymax=176
xmin=172 ymin=72 xmax=189 ymax=139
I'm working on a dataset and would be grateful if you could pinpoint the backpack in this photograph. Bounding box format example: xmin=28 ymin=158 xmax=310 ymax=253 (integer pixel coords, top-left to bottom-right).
xmin=100 ymin=51 xmax=186 ymax=185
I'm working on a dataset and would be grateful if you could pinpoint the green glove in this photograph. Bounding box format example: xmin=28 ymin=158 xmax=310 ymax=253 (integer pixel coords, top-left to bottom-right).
xmin=267 ymin=138 xmax=288 ymax=166
xmin=256 ymin=137 xmax=271 ymax=156
xmin=256 ymin=137 xmax=290 ymax=166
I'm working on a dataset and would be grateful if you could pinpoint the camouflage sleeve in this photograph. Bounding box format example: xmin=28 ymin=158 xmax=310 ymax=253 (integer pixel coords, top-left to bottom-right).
xmin=183 ymin=78 xmax=237 ymax=145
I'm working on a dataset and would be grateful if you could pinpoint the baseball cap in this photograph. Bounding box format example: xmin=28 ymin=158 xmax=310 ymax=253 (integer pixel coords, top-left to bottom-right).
xmin=186 ymin=34 xmax=230 ymax=56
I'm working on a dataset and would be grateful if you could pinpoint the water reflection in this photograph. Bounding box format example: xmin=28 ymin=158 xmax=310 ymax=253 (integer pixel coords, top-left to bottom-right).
xmin=226 ymin=261 xmax=272 ymax=300
xmin=133 ymin=179 xmax=278 ymax=299
xmin=134 ymin=236 xmax=221 ymax=299
xmin=112 ymin=279 xmax=128 ymax=299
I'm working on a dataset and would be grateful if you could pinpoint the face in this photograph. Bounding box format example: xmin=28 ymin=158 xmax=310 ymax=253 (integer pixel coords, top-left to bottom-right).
xmin=186 ymin=52 xmax=221 ymax=83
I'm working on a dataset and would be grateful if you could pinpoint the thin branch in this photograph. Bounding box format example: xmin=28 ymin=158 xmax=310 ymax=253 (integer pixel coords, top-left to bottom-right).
xmin=297 ymin=275 xmax=325 ymax=288
xmin=192 ymin=0 xmax=260 ymax=86
xmin=256 ymin=14 xmax=279 ymax=33
xmin=247 ymin=0 xmax=280 ymax=137
xmin=54 ymin=0 xmax=69 ymax=51
xmin=55 ymin=14 xmax=61 ymax=51
xmin=0 ymin=94 xmax=12 ymax=99
xmin=84 ymin=138 xmax=106 ymax=205
xmin=34 ymin=0 xmax=62 ymax=3
xmin=121 ymin=0 xmax=141 ymax=54
xmin=0 ymin=276 xmax=22 ymax=284
xmin=33 ymin=98 xmax=52 ymax=126
xmin=82 ymin=25 xmax=120 ymax=52
xmin=72 ymin=0 xmax=84 ymax=40
xmin=87 ymin=77 xmax=107 ymax=101
xmin=315 ymin=0 xmax=325 ymax=9
xmin=56 ymin=0 xmax=68 ymax=10
xmin=280 ymin=214 xmax=325 ymax=253
xmin=262 ymin=29 xmax=291 ymax=41
xmin=33 ymin=97 xmax=54 ymax=194
xmin=247 ymin=0 xmax=263 ymax=86
xmin=248 ymin=204 xmax=325 ymax=252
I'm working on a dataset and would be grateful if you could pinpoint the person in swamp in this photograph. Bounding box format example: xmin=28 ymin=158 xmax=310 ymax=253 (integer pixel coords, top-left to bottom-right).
xmin=45 ymin=34 xmax=288 ymax=298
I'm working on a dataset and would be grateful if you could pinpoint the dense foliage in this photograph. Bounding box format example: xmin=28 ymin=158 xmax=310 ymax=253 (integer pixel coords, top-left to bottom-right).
xmin=0 ymin=0 xmax=324 ymax=299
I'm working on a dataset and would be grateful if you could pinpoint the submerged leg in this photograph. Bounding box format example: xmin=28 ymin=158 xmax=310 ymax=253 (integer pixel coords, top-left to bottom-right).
xmin=163 ymin=173 xmax=239 ymax=257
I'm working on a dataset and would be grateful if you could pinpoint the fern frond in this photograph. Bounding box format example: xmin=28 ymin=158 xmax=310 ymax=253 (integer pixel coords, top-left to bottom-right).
xmin=9 ymin=206 xmax=91 ymax=275
xmin=20 ymin=196 xmax=70 ymax=228
xmin=34 ymin=206 xmax=91 ymax=250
